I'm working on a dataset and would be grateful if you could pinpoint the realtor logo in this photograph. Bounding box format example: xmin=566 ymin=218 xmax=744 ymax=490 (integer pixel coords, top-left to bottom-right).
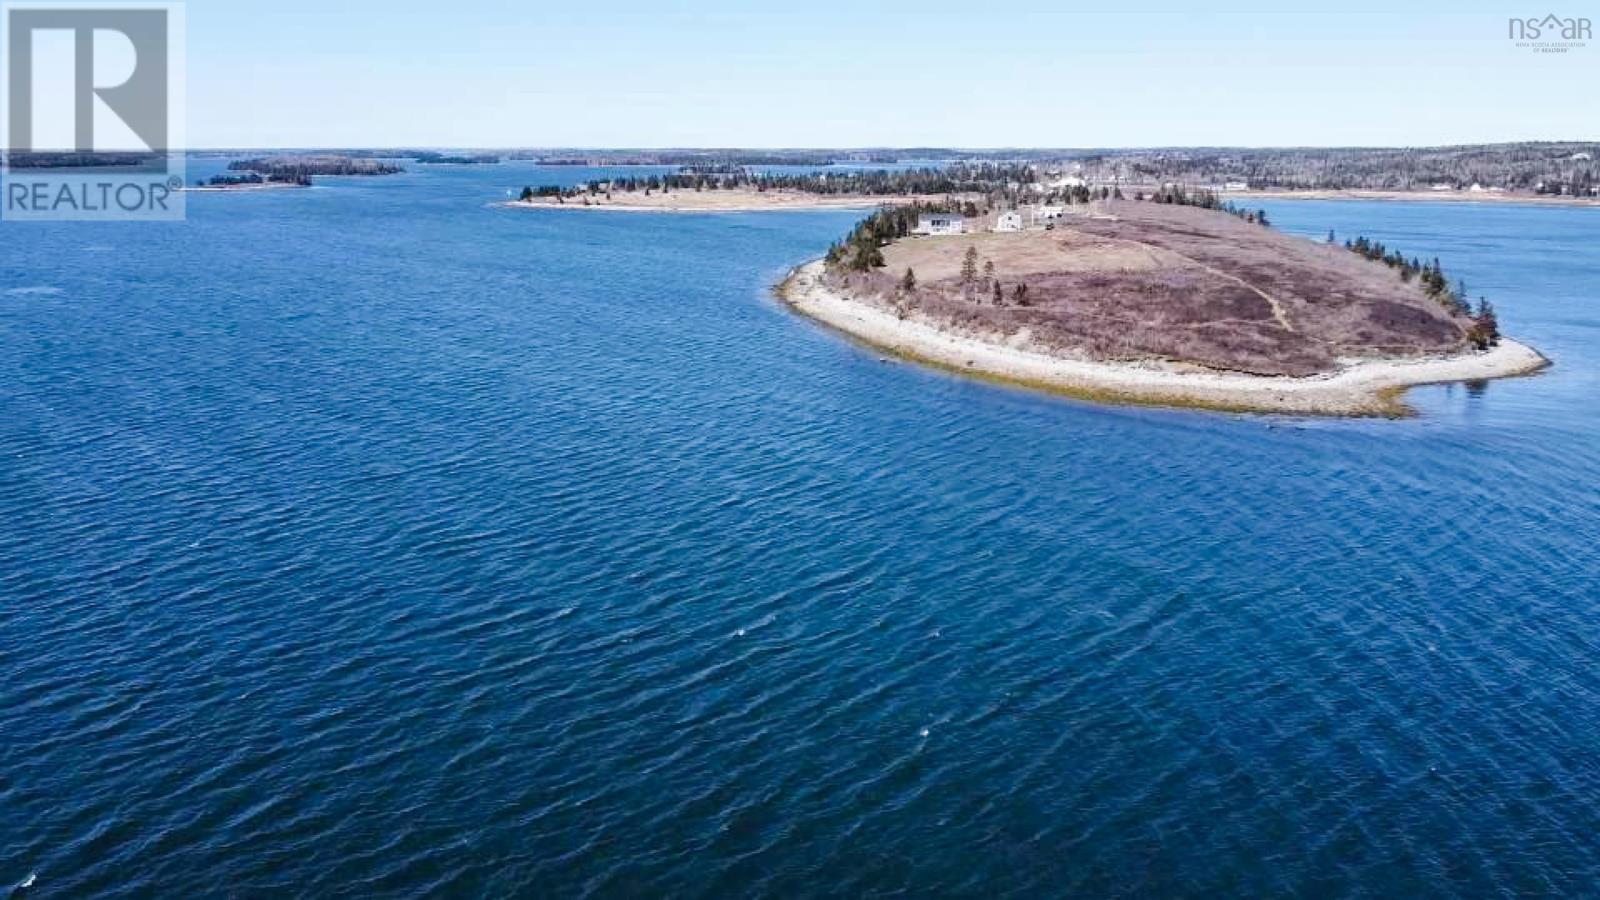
xmin=2 ymin=2 xmax=186 ymax=221
xmin=1507 ymin=13 xmax=1591 ymax=52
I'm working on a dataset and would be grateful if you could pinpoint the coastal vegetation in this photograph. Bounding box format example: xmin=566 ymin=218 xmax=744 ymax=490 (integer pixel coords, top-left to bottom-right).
xmin=509 ymin=150 xmax=895 ymax=166
xmin=412 ymin=152 xmax=500 ymax=164
xmin=824 ymin=203 xmax=973 ymax=271
xmin=1042 ymin=143 xmax=1600 ymax=197
xmin=519 ymin=163 xmax=1036 ymax=207
xmin=198 ymin=171 xmax=311 ymax=188
xmin=814 ymin=200 xmax=1503 ymax=378
xmin=5 ymin=152 xmax=162 ymax=169
xmin=507 ymin=142 xmax=1599 ymax=199
xmin=1337 ymin=233 xmax=1500 ymax=348
xmin=229 ymin=156 xmax=405 ymax=178
xmin=1139 ymin=184 xmax=1269 ymax=225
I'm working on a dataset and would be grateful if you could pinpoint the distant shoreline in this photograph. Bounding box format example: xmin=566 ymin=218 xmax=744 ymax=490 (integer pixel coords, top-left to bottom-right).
xmin=778 ymin=261 xmax=1548 ymax=417
xmin=1222 ymin=188 xmax=1599 ymax=207
xmin=505 ymin=187 xmax=1600 ymax=213
xmin=499 ymin=190 xmax=946 ymax=213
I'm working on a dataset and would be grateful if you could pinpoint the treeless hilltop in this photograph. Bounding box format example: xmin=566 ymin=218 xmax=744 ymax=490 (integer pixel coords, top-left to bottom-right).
xmin=829 ymin=200 xmax=1489 ymax=378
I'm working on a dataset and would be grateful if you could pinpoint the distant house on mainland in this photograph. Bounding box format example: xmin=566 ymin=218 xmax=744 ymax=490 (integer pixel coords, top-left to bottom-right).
xmin=995 ymin=211 xmax=1024 ymax=232
xmin=1223 ymin=181 xmax=1249 ymax=191
xmin=915 ymin=213 xmax=965 ymax=236
xmin=1032 ymin=205 xmax=1065 ymax=224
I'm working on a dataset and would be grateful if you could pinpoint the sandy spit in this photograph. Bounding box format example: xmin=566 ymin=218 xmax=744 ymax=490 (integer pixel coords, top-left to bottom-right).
xmin=498 ymin=192 xmax=934 ymax=213
xmin=777 ymin=261 xmax=1549 ymax=417
xmin=181 ymin=183 xmax=310 ymax=193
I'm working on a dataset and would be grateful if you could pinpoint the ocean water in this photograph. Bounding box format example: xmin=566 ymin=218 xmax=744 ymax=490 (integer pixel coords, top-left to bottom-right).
xmin=2 ymin=165 xmax=1599 ymax=897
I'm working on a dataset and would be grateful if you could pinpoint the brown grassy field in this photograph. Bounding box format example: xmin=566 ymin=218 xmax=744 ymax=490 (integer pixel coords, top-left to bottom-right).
xmin=837 ymin=200 xmax=1476 ymax=377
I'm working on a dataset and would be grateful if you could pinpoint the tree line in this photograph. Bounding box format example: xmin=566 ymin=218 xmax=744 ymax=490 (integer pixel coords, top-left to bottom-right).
xmin=230 ymin=156 xmax=404 ymax=177
xmin=1136 ymin=185 xmax=1269 ymax=225
xmin=822 ymin=204 xmax=959 ymax=272
xmin=1336 ymin=232 xmax=1500 ymax=348
xmin=1052 ymin=143 xmax=1599 ymax=197
xmin=522 ymin=163 xmax=1044 ymax=205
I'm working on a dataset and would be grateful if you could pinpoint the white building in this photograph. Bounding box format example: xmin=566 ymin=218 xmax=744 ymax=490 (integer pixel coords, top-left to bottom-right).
xmin=914 ymin=213 xmax=965 ymax=236
xmin=1032 ymin=205 xmax=1065 ymax=224
xmin=995 ymin=211 xmax=1024 ymax=232
xmin=1223 ymin=181 xmax=1249 ymax=191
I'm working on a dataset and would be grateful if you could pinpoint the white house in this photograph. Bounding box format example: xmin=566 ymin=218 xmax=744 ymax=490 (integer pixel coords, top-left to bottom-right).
xmin=1223 ymin=181 xmax=1249 ymax=191
xmin=995 ymin=211 xmax=1024 ymax=232
xmin=1032 ymin=205 xmax=1065 ymax=224
xmin=914 ymin=213 xmax=965 ymax=236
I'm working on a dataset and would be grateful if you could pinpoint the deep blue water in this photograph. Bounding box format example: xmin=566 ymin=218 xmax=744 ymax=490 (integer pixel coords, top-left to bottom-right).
xmin=3 ymin=165 xmax=1599 ymax=897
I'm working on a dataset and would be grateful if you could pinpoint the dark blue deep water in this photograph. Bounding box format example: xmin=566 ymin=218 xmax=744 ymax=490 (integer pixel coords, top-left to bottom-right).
xmin=3 ymin=164 xmax=1599 ymax=897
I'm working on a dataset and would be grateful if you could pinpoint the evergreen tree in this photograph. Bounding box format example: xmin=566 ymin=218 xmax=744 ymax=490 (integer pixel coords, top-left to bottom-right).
xmin=961 ymin=246 xmax=979 ymax=284
xmin=1469 ymin=298 xmax=1500 ymax=348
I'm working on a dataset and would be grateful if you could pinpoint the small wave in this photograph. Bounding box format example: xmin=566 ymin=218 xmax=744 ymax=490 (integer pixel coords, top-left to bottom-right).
xmin=3 ymin=286 xmax=62 ymax=296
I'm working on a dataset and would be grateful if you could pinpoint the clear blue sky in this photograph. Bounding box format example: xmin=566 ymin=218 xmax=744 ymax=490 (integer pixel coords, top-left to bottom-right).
xmin=188 ymin=0 xmax=1598 ymax=148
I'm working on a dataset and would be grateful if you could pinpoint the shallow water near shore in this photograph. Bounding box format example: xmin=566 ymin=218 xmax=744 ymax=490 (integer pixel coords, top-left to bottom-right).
xmin=3 ymin=164 xmax=1600 ymax=896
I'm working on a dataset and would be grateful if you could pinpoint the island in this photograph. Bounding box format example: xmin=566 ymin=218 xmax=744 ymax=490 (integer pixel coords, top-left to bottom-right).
xmin=187 ymin=171 xmax=310 ymax=191
xmin=508 ymin=186 xmax=938 ymax=212
xmin=778 ymin=194 xmax=1547 ymax=416
xmin=4 ymin=151 xmax=164 ymax=170
xmin=227 ymin=155 xmax=405 ymax=178
xmin=412 ymin=152 xmax=501 ymax=165
xmin=505 ymin=164 xmax=1014 ymax=212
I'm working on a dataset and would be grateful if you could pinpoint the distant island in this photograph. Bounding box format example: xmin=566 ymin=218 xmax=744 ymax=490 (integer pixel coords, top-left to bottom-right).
xmin=412 ymin=152 xmax=500 ymax=165
xmin=4 ymin=151 xmax=165 ymax=170
xmin=188 ymin=171 xmax=310 ymax=192
xmin=778 ymin=194 xmax=1547 ymax=416
xmin=506 ymin=163 xmax=1026 ymax=212
xmin=228 ymin=155 xmax=405 ymax=179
